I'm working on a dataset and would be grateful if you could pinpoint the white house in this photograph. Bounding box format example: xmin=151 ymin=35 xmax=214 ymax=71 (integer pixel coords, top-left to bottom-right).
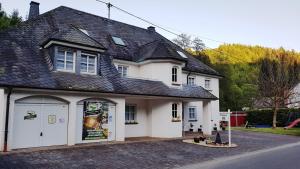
xmin=288 ymin=83 xmax=300 ymax=108
xmin=0 ymin=2 xmax=222 ymax=151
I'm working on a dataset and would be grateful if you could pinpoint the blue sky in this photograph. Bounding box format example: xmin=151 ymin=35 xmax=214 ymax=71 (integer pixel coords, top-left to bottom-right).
xmin=1 ymin=0 xmax=299 ymax=51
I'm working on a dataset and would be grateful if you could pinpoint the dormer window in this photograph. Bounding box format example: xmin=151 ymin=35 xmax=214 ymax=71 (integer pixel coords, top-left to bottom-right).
xmin=112 ymin=36 xmax=126 ymax=46
xmin=80 ymin=53 xmax=97 ymax=74
xmin=56 ymin=49 xmax=75 ymax=72
xmin=172 ymin=66 xmax=178 ymax=83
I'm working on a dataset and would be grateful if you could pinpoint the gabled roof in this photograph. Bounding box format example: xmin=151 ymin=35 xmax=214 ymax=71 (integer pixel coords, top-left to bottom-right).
xmin=0 ymin=5 xmax=219 ymax=100
xmin=136 ymin=39 xmax=187 ymax=62
xmin=42 ymin=26 xmax=105 ymax=51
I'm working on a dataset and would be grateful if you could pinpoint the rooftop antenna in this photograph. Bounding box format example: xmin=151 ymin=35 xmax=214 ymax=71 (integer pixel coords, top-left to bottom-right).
xmin=107 ymin=2 xmax=113 ymax=19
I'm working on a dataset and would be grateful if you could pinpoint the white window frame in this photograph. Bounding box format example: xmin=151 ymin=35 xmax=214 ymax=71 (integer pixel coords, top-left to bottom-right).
xmin=80 ymin=53 xmax=97 ymax=75
xmin=118 ymin=65 xmax=128 ymax=77
xmin=125 ymin=104 xmax=137 ymax=123
xmin=188 ymin=107 xmax=197 ymax=120
xmin=188 ymin=76 xmax=196 ymax=86
xmin=56 ymin=50 xmax=76 ymax=72
xmin=205 ymin=79 xmax=211 ymax=89
xmin=172 ymin=66 xmax=178 ymax=83
xmin=172 ymin=103 xmax=178 ymax=118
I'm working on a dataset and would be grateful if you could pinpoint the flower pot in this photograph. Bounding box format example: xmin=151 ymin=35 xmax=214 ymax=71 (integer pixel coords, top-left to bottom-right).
xmin=189 ymin=129 xmax=193 ymax=132
xmin=194 ymin=137 xmax=200 ymax=143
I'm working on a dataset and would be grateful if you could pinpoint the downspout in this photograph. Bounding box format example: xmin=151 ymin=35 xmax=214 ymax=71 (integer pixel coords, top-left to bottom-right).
xmin=186 ymin=71 xmax=191 ymax=85
xmin=183 ymin=71 xmax=191 ymax=137
xmin=3 ymin=87 xmax=12 ymax=152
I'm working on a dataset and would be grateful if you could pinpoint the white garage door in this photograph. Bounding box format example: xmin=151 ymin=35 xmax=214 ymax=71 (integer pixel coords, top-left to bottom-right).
xmin=12 ymin=97 xmax=68 ymax=149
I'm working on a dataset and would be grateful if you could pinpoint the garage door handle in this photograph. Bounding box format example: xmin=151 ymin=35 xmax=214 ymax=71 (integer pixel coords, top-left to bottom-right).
xmin=40 ymin=132 xmax=43 ymax=136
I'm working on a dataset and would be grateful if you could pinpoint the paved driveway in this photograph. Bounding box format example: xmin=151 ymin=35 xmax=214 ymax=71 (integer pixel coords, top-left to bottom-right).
xmin=0 ymin=131 xmax=299 ymax=169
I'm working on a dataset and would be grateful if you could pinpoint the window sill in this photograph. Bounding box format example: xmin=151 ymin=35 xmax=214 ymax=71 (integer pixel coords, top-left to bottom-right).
xmin=188 ymin=119 xmax=198 ymax=122
xmin=172 ymin=119 xmax=181 ymax=122
xmin=125 ymin=122 xmax=139 ymax=125
xmin=172 ymin=82 xmax=181 ymax=86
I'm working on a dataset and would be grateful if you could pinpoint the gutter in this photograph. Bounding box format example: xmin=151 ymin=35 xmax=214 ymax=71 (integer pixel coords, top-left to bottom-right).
xmin=3 ymin=87 xmax=12 ymax=152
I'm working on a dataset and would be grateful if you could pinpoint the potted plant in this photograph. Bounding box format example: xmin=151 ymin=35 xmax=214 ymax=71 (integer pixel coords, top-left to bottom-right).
xmin=198 ymin=125 xmax=202 ymax=133
xmin=194 ymin=137 xmax=200 ymax=143
xmin=189 ymin=123 xmax=194 ymax=132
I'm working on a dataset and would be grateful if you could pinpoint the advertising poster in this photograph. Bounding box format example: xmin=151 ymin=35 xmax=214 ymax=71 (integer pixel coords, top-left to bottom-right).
xmin=82 ymin=101 xmax=109 ymax=140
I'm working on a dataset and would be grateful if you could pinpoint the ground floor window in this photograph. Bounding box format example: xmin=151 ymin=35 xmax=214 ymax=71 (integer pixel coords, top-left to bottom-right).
xmin=125 ymin=105 xmax=137 ymax=124
xmin=188 ymin=107 xmax=197 ymax=121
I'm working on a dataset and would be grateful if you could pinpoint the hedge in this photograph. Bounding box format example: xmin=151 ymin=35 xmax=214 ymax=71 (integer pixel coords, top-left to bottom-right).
xmin=246 ymin=108 xmax=300 ymax=127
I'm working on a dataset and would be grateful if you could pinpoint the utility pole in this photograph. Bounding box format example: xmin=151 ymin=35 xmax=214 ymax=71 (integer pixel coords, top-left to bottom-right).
xmin=107 ymin=2 xmax=112 ymax=19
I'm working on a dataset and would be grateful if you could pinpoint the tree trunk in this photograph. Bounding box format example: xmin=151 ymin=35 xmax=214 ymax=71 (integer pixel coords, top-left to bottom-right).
xmin=272 ymin=104 xmax=278 ymax=128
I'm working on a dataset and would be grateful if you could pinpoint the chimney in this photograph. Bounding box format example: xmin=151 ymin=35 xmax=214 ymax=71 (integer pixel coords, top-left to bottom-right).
xmin=147 ymin=26 xmax=156 ymax=33
xmin=28 ymin=1 xmax=40 ymax=19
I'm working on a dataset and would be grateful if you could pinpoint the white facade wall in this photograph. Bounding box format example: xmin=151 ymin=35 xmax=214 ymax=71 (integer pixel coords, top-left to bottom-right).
xmin=148 ymin=100 xmax=182 ymax=138
xmin=3 ymin=90 xmax=126 ymax=151
xmin=182 ymin=72 xmax=220 ymax=132
xmin=125 ymin=99 xmax=149 ymax=137
xmin=288 ymin=83 xmax=300 ymax=108
xmin=114 ymin=60 xmax=183 ymax=87
xmin=0 ymin=88 xmax=6 ymax=151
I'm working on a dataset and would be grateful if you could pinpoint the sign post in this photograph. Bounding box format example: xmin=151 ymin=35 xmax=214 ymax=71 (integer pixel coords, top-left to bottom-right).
xmin=228 ymin=109 xmax=231 ymax=147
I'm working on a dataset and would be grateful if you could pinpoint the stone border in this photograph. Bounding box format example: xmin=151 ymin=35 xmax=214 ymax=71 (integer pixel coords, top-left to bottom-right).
xmin=183 ymin=139 xmax=238 ymax=148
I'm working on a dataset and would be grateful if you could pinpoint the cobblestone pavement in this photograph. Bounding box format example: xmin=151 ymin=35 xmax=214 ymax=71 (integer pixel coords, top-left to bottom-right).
xmin=1 ymin=130 xmax=299 ymax=169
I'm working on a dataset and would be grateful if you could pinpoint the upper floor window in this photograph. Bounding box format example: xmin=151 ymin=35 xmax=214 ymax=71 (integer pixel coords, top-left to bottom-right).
xmin=188 ymin=107 xmax=197 ymax=120
xmin=172 ymin=67 xmax=178 ymax=83
xmin=188 ymin=76 xmax=195 ymax=86
xmin=56 ymin=50 xmax=75 ymax=72
xmin=172 ymin=103 xmax=178 ymax=118
xmin=118 ymin=65 xmax=128 ymax=77
xmin=80 ymin=53 xmax=97 ymax=74
xmin=125 ymin=105 xmax=136 ymax=124
xmin=205 ymin=79 xmax=211 ymax=89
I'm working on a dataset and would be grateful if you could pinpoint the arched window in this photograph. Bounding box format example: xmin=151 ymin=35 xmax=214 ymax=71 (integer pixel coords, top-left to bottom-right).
xmin=172 ymin=67 xmax=178 ymax=83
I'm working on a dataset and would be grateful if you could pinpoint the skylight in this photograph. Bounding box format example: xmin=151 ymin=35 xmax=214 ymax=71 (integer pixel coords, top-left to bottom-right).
xmin=112 ymin=36 xmax=126 ymax=46
xmin=177 ymin=51 xmax=187 ymax=58
xmin=79 ymin=29 xmax=89 ymax=36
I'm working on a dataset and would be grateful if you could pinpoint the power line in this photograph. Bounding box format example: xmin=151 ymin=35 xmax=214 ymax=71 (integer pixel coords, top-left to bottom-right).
xmin=95 ymin=0 xmax=243 ymax=62
xmin=95 ymin=0 xmax=225 ymax=44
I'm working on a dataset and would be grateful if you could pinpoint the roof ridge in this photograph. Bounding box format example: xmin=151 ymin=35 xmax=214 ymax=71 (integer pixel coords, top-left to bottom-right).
xmin=57 ymin=6 xmax=155 ymax=33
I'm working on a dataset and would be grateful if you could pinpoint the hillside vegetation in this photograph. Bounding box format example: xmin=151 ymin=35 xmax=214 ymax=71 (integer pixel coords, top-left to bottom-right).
xmin=195 ymin=44 xmax=300 ymax=111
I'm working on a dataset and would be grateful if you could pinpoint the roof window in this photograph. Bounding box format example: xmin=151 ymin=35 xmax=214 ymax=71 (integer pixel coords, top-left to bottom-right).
xmin=177 ymin=51 xmax=187 ymax=58
xmin=112 ymin=36 xmax=126 ymax=46
xmin=79 ymin=29 xmax=89 ymax=36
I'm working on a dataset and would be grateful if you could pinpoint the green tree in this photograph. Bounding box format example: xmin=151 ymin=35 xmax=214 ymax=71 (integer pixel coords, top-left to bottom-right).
xmin=258 ymin=51 xmax=300 ymax=128
xmin=0 ymin=4 xmax=22 ymax=31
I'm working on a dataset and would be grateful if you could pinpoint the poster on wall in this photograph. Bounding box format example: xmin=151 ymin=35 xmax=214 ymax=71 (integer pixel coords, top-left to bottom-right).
xmin=82 ymin=101 xmax=109 ymax=140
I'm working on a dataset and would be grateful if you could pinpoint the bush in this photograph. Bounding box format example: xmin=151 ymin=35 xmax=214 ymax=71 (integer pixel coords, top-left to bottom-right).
xmin=246 ymin=108 xmax=300 ymax=127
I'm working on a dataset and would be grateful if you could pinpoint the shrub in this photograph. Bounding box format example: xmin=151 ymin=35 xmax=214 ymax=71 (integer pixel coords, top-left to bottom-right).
xmin=246 ymin=108 xmax=300 ymax=127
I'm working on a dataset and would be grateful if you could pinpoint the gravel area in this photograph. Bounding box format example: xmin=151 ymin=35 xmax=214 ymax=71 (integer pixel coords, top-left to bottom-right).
xmin=0 ymin=130 xmax=299 ymax=169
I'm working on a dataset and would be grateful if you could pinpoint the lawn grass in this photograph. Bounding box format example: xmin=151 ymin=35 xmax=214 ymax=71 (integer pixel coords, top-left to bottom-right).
xmin=233 ymin=127 xmax=300 ymax=136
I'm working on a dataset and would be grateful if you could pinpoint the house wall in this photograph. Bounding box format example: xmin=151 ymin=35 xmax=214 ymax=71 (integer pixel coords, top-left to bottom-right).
xmin=125 ymin=98 xmax=149 ymax=137
xmin=113 ymin=60 xmax=183 ymax=87
xmin=182 ymin=72 xmax=220 ymax=132
xmin=288 ymin=83 xmax=300 ymax=108
xmin=0 ymin=88 xmax=6 ymax=151
xmin=148 ymin=100 xmax=182 ymax=138
xmin=2 ymin=90 xmax=126 ymax=151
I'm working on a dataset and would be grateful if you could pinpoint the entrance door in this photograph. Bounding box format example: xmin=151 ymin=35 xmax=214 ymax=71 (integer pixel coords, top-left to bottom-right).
xmin=12 ymin=97 xmax=68 ymax=149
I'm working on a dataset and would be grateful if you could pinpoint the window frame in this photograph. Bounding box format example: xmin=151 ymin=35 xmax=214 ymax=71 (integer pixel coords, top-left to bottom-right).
xmin=188 ymin=76 xmax=196 ymax=86
xmin=117 ymin=65 xmax=128 ymax=77
xmin=80 ymin=53 xmax=97 ymax=75
xmin=205 ymin=79 xmax=211 ymax=89
xmin=125 ymin=104 xmax=137 ymax=124
xmin=188 ymin=107 xmax=197 ymax=120
xmin=56 ymin=49 xmax=76 ymax=72
xmin=172 ymin=103 xmax=178 ymax=118
xmin=172 ymin=66 xmax=178 ymax=83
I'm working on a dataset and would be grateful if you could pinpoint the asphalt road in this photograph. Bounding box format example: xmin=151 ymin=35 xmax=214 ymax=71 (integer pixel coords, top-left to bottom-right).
xmin=178 ymin=141 xmax=300 ymax=169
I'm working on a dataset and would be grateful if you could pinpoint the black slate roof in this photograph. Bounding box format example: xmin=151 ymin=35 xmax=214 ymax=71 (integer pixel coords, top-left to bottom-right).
xmin=0 ymin=6 xmax=218 ymax=100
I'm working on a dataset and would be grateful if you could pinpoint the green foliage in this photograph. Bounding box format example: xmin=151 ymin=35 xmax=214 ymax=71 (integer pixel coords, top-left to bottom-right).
xmin=192 ymin=44 xmax=300 ymax=111
xmin=0 ymin=5 xmax=22 ymax=31
xmin=246 ymin=108 xmax=300 ymax=127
